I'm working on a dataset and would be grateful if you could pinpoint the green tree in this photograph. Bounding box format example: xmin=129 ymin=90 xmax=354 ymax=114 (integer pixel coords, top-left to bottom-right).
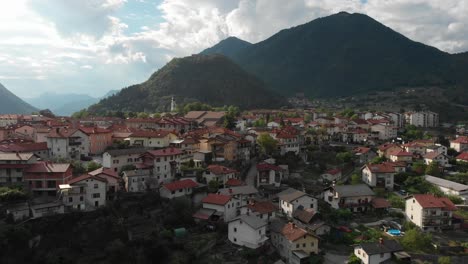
xmin=71 ymin=161 xmax=86 ymax=176
xmin=208 ymin=180 xmax=219 ymax=192
xmin=351 ymin=174 xmax=362 ymax=185
xmin=257 ymin=133 xmax=278 ymax=155
xmin=370 ymin=156 xmax=386 ymax=164
xmin=425 ymin=161 xmax=441 ymax=176
xmin=87 ymin=161 xmax=102 ymax=172
xmin=137 ymin=112 xmax=149 ymax=118
xmin=438 ymin=256 xmax=451 ymax=264
xmin=188 ymin=159 xmax=195 ymax=168
xmin=401 ymin=228 xmax=432 ymax=251
xmin=0 ymin=186 xmax=28 ymax=203
xmin=347 ymin=254 xmax=361 ymax=264
xmin=336 ymin=152 xmax=353 ymax=163
xmin=412 ymin=161 xmax=427 ymax=175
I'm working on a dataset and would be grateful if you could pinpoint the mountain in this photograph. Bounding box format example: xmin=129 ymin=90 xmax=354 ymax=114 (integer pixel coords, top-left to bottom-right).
xmin=202 ymin=12 xmax=468 ymax=97
xmin=200 ymin=37 xmax=252 ymax=58
xmin=0 ymin=83 xmax=37 ymax=114
xmin=100 ymin=89 xmax=120 ymax=99
xmin=88 ymin=54 xmax=286 ymax=114
xmin=25 ymin=92 xmax=99 ymax=116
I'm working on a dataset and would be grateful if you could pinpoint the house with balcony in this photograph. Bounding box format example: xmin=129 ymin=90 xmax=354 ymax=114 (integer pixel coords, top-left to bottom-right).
xmin=46 ymin=128 xmax=89 ymax=160
xmin=388 ymin=150 xmax=413 ymax=163
xmin=240 ymin=200 xmax=278 ymax=223
xmin=256 ymin=163 xmax=284 ymax=187
xmin=60 ymin=173 xmax=107 ymax=210
xmin=219 ymin=185 xmax=259 ymax=208
xmin=78 ymin=126 xmax=113 ymax=155
xmin=354 ymin=239 xmax=407 ymax=264
xmin=159 ymin=179 xmax=198 ymax=199
xmin=24 ymin=162 xmax=72 ymax=197
xmin=0 ymin=152 xmax=38 ymax=185
xmin=323 ymin=184 xmax=375 ymax=212
xmin=122 ymin=169 xmax=154 ymax=192
xmin=139 ymin=147 xmax=182 ymax=184
xmin=102 ymin=148 xmax=146 ymax=173
xmin=423 ymin=152 xmax=449 ymax=167
xmin=405 ymin=194 xmax=457 ymax=231
xmin=270 ymin=220 xmax=320 ymax=264
xmin=88 ymin=167 xmax=122 ymax=200
xmin=202 ymin=164 xmax=238 ymax=186
xmin=228 ymin=214 xmax=268 ymax=249
xmin=362 ymin=163 xmax=397 ymax=190
xmin=201 ymin=193 xmax=239 ymax=222
xmin=353 ymin=147 xmax=377 ymax=164
xmin=128 ymin=130 xmax=178 ymax=148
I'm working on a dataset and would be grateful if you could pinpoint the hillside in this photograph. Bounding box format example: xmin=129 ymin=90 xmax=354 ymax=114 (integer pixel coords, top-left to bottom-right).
xmin=203 ymin=12 xmax=467 ymax=97
xmin=25 ymin=92 xmax=99 ymax=116
xmin=88 ymin=54 xmax=285 ymax=114
xmin=200 ymin=36 xmax=251 ymax=58
xmin=0 ymin=83 xmax=37 ymax=114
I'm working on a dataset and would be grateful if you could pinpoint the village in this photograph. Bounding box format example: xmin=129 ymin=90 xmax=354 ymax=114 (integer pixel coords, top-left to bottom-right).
xmin=1 ymin=107 xmax=468 ymax=264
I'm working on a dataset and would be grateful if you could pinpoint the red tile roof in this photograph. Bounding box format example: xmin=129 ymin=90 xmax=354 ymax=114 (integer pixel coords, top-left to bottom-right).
xmin=281 ymin=222 xmax=309 ymax=241
xmin=146 ymin=147 xmax=183 ymax=157
xmin=202 ymin=193 xmax=231 ymax=205
xmin=412 ymin=194 xmax=457 ymax=211
xmin=88 ymin=167 xmax=119 ymax=179
xmin=163 ymin=179 xmax=198 ymax=191
xmin=130 ymin=130 xmax=175 ymax=138
xmin=207 ymin=164 xmax=237 ymax=175
xmin=353 ymin=147 xmax=371 ymax=154
xmin=0 ymin=142 xmax=47 ymax=152
xmin=371 ymin=198 xmax=391 ymax=209
xmin=256 ymin=163 xmax=283 ymax=172
xmin=365 ymin=163 xmax=395 ymax=173
xmin=68 ymin=174 xmax=107 ymax=184
xmin=456 ymin=152 xmax=468 ymax=161
xmin=326 ymin=168 xmax=341 ymax=175
xmin=24 ymin=162 xmax=71 ymax=173
xmin=389 ymin=150 xmax=413 ymax=156
xmin=424 ymin=152 xmax=444 ymax=160
xmin=225 ymin=178 xmax=244 ymax=186
xmin=451 ymin=136 xmax=468 ymax=144
xmin=247 ymin=200 xmax=278 ymax=214
xmin=79 ymin=127 xmax=111 ymax=135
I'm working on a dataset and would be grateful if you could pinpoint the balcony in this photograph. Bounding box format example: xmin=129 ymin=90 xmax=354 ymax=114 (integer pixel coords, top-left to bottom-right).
xmin=340 ymin=201 xmax=370 ymax=208
xmin=423 ymin=214 xmax=450 ymax=219
xmin=69 ymin=141 xmax=82 ymax=146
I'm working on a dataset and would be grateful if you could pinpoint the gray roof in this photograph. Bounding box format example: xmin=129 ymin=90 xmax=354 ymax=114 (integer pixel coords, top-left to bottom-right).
xmin=270 ymin=218 xmax=287 ymax=233
xmin=333 ymin=184 xmax=375 ymax=197
xmin=230 ymin=214 xmax=267 ymax=229
xmin=277 ymin=188 xmax=307 ymax=202
xmin=358 ymin=240 xmax=403 ymax=255
xmin=219 ymin=185 xmax=258 ymax=196
xmin=105 ymin=148 xmax=147 ymax=156
xmin=424 ymin=175 xmax=468 ymax=192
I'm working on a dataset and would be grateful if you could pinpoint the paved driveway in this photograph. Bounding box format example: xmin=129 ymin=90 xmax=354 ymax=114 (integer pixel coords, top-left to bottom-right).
xmin=324 ymin=252 xmax=348 ymax=264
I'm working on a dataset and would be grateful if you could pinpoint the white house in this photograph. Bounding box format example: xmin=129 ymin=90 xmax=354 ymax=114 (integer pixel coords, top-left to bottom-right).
xmin=362 ymin=163 xmax=397 ymax=190
xmin=139 ymin=148 xmax=182 ymax=184
xmin=240 ymin=200 xmax=278 ymax=223
xmin=321 ymin=168 xmax=342 ymax=182
xmin=122 ymin=169 xmax=154 ymax=192
xmin=65 ymin=174 xmax=107 ymax=209
xmin=323 ymin=184 xmax=375 ymax=212
xmin=278 ymin=188 xmax=318 ymax=217
xmin=201 ymin=193 xmax=239 ymax=222
xmin=159 ymin=179 xmax=198 ymax=199
xmin=228 ymin=214 xmax=268 ymax=249
xmin=405 ymin=194 xmax=457 ymax=231
xmin=425 ymin=144 xmax=447 ymax=155
xmin=202 ymin=164 xmax=238 ymax=186
xmin=450 ymin=136 xmax=468 ymax=152
xmin=218 ymin=185 xmax=258 ymax=207
xmin=128 ymin=130 xmax=178 ymax=148
xmin=0 ymin=152 xmax=37 ymax=184
xmin=102 ymin=148 xmax=146 ymax=173
xmin=256 ymin=163 xmax=284 ymax=187
xmin=423 ymin=152 xmax=449 ymax=167
xmin=46 ymin=128 xmax=89 ymax=160
xmin=354 ymin=239 xmax=405 ymax=264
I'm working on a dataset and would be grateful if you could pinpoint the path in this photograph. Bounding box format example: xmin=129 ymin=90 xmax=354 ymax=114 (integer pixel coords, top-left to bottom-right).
xmin=245 ymin=159 xmax=258 ymax=186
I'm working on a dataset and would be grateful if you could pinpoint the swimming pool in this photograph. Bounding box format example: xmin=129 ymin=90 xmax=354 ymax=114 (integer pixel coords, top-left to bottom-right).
xmin=387 ymin=229 xmax=401 ymax=236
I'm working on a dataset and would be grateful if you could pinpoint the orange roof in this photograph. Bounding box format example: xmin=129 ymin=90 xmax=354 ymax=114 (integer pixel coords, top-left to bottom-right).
xmin=452 ymin=136 xmax=468 ymax=144
xmin=202 ymin=193 xmax=231 ymax=205
xmin=207 ymin=164 xmax=237 ymax=175
xmin=366 ymin=163 xmax=395 ymax=173
xmin=247 ymin=200 xmax=278 ymax=214
xmin=79 ymin=126 xmax=111 ymax=135
xmin=25 ymin=162 xmax=71 ymax=173
xmin=281 ymin=222 xmax=308 ymax=241
xmin=225 ymin=178 xmax=244 ymax=186
xmin=256 ymin=163 xmax=283 ymax=172
xmin=371 ymin=198 xmax=391 ymax=209
xmin=130 ymin=130 xmax=175 ymax=138
xmin=456 ymin=152 xmax=468 ymax=161
xmin=68 ymin=174 xmax=107 ymax=184
xmin=163 ymin=179 xmax=198 ymax=191
xmin=146 ymin=147 xmax=183 ymax=157
xmin=412 ymin=194 xmax=457 ymax=211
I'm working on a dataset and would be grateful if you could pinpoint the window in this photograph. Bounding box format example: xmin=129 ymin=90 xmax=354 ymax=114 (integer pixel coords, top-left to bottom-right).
xmin=380 ymin=253 xmax=384 ymax=258
xmin=80 ymin=196 xmax=83 ymax=201
xmin=179 ymin=189 xmax=183 ymax=192
xmin=234 ymin=227 xmax=237 ymax=232
xmin=311 ymin=242 xmax=314 ymax=247
xmin=171 ymin=191 xmax=175 ymax=195
xmin=303 ymin=243 xmax=306 ymax=248
xmin=234 ymin=238 xmax=237 ymax=242
xmin=69 ymin=197 xmax=73 ymax=202
xmin=94 ymin=184 xmax=98 ymax=189
xmin=310 ymin=203 xmax=314 ymax=208
xmin=296 ymin=244 xmax=299 ymax=248
xmin=93 ymin=193 xmax=100 ymax=198
xmin=47 ymin=181 xmax=56 ymax=188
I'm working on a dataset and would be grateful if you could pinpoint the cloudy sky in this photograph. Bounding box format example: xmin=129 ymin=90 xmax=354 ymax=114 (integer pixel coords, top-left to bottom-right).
xmin=1 ymin=0 xmax=468 ymax=98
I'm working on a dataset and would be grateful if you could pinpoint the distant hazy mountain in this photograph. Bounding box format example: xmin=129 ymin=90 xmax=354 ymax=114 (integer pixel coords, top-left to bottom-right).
xmin=202 ymin=12 xmax=468 ymax=98
xmin=88 ymin=54 xmax=286 ymax=114
xmin=0 ymin=83 xmax=37 ymax=114
xmin=200 ymin=36 xmax=251 ymax=58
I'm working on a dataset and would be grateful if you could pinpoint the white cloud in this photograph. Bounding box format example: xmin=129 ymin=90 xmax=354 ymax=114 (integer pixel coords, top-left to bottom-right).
xmin=80 ymin=65 xmax=94 ymax=69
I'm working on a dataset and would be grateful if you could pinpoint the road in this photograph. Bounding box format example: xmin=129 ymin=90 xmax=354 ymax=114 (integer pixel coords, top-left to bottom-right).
xmin=245 ymin=159 xmax=258 ymax=186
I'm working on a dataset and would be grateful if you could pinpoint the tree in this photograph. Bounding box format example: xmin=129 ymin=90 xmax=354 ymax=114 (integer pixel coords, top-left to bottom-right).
xmin=257 ymin=133 xmax=278 ymax=155
xmin=336 ymin=152 xmax=353 ymax=163
xmin=137 ymin=112 xmax=149 ymax=118
xmin=188 ymin=159 xmax=195 ymax=168
xmin=347 ymin=254 xmax=361 ymax=264
xmin=370 ymin=156 xmax=386 ymax=164
xmin=401 ymin=229 xmax=432 ymax=251
xmin=351 ymin=174 xmax=362 ymax=185
xmin=438 ymin=256 xmax=451 ymax=264
xmin=87 ymin=161 xmax=102 ymax=172
xmin=208 ymin=180 xmax=219 ymax=192
xmin=71 ymin=161 xmax=86 ymax=176
xmin=0 ymin=187 xmax=28 ymax=203
xmin=425 ymin=161 xmax=441 ymax=176
xmin=412 ymin=161 xmax=427 ymax=175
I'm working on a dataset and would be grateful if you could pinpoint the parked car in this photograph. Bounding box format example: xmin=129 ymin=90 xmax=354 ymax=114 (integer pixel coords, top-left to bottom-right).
xmin=398 ymin=189 xmax=407 ymax=196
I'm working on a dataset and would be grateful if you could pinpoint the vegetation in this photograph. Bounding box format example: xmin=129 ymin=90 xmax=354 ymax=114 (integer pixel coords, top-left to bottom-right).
xmin=88 ymin=54 xmax=285 ymax=114
xmin=400 ymin=228 xmax=433 ymax=252
xmin=257 ymin=133 xmax=278 ymax=155
xmin=425 ymin=161 xmax=441 ymax=176
xmin=347 ymin=254 xmax=361 ymax=264
xmin=350 ymin=174 xmax=362 ymax=185
xmin=336 ymin=152 xmax=353 ymax=163
xmin=0 ymin=186 xmax=28 ymax=203
xmin=87 ymin=161 xmax=102 ymax=172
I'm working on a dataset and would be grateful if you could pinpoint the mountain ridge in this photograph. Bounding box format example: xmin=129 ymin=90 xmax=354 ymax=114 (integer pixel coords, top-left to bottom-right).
xmin=0 ymin=83 xmax=37 ymax=114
